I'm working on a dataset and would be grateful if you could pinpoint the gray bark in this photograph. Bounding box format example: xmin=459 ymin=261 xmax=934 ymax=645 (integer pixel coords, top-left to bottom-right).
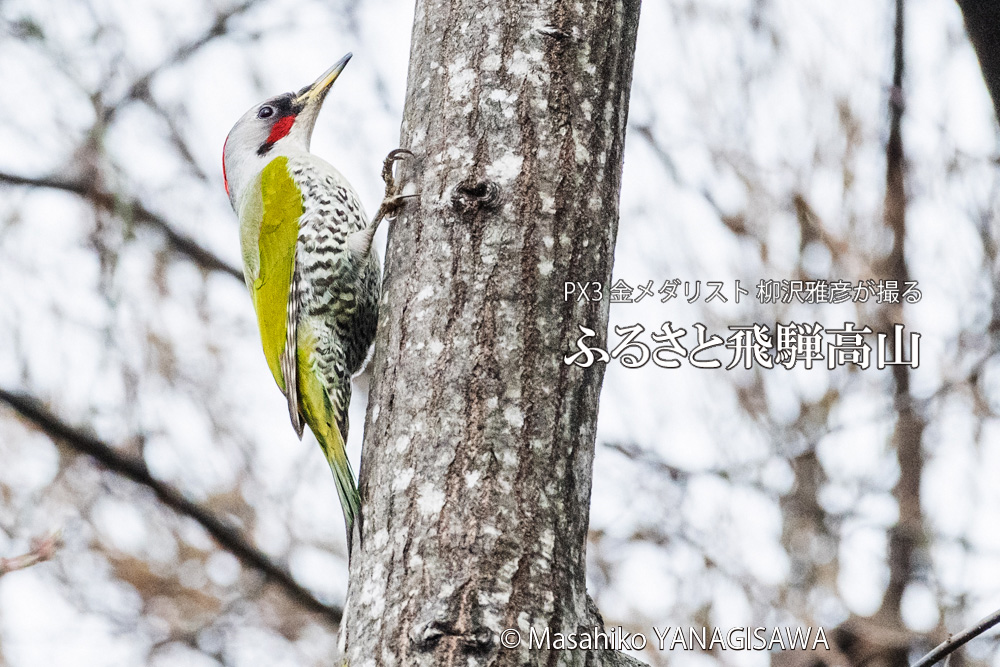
xmin=343 ymin=1 xmax=642 ymax=665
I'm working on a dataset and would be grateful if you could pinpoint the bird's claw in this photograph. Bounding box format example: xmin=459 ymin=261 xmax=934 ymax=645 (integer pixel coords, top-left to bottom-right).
xmin=377 ymin=148 xmax=418 ymax=221
xmin=381 ymin=148 xmax=413 ymax=192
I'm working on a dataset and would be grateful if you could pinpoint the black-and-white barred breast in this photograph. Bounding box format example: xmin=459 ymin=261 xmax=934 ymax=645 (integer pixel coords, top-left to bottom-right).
xmin=289 ymin=155 xmax=381 ymax=380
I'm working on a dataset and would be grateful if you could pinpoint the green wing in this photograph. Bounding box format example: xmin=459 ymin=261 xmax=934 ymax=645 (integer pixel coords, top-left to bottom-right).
xmin=240 ymin=156 xmax=304 ymax=434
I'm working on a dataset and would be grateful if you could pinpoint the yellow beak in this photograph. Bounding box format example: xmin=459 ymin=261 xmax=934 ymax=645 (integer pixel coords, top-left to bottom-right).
xmin=295 ymin=53 xmax=352 ymax=107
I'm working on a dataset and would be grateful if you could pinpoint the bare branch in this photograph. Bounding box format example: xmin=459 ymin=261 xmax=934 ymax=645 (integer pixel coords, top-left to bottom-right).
xmin=0 ymin=386 xmax=342 ymax=627
xmin=912 ymin=607 xmax=1000 ymax=667
xmin=0 ymin=171 xmax=243 ymax=281
xmin=102 ymin=0 xmax=262 ymax=124
xmin=0 ymin=531 xmax=62 ymax=577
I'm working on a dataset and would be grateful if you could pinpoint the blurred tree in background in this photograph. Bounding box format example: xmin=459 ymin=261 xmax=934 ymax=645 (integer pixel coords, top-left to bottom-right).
xmin=0 ymin=0 xmax=999 ymax=666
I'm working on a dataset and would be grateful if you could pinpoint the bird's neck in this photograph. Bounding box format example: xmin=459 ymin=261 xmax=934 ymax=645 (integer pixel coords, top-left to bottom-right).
xmin=230 ymin=142 xmax=311 ymax=212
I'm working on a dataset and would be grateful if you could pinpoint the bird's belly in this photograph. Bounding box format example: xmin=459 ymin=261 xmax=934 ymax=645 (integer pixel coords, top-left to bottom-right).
xmin=290 ymin=157 xmax=380 ymax=376
xmin=296 ymin=223 xmax=380 ymax=377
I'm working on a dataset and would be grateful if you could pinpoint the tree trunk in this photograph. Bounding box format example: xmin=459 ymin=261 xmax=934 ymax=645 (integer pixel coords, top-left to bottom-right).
xmin=956 ymin=0 xmax=1000 ymax=124
xmin=870 ymin=4 xmax=926 ymax=666
xmin=343 ymin=1 xmax=642 ymax=665
xmin=837 ymin=3 xmax=929 ymax=664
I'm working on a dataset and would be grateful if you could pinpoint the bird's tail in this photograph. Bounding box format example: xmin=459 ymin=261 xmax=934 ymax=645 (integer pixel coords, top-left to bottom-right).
xmin=298 ymin=346 xmax=362 ymax=556
xmin=322 ymin=423 xmax=362 ymax=556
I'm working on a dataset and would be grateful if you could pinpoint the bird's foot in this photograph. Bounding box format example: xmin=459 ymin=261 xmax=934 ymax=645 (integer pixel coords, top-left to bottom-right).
xmin=381 ymin=148 xmax=412 ymax=193
xmin=375 ymin=149 xmax=418 ymax=222
xmin=354 ymin=150 xmax=418 ymax=257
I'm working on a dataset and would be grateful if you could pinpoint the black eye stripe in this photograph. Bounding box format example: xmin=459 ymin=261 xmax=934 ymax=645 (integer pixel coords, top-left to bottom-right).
xmin=256 ymin=93 xmax=300 ymax=121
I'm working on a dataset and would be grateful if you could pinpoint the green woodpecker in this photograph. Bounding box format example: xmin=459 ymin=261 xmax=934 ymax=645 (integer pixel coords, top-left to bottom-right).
xmin=223 ymin=54 xmax=390 ymax=553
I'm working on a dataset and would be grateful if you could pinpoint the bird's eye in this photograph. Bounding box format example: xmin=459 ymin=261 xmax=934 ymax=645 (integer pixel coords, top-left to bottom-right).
xmin=258 ymin=106 xmax=274 ymax=119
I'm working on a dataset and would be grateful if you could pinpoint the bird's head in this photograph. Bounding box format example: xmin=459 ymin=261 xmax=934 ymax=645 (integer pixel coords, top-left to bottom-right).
xmin=223 ymin=53 xmax=352 ymax=209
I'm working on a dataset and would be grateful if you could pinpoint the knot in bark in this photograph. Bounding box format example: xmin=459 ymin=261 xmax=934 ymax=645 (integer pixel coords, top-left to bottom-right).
xmin=451 ymin=178 xmax=501 ymax=216
xmin=537 ymin=24 xmax=571 ymax=40
xmin=410 ymin=619 xmax=495 ymax=656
